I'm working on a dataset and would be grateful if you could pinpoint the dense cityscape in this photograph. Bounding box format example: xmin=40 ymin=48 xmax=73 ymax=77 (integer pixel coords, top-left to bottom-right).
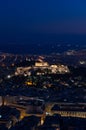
xmin=0 ymin=50 xmax=86 ymax=130
xmin=1 ymin=0 xmax=86 ymax=129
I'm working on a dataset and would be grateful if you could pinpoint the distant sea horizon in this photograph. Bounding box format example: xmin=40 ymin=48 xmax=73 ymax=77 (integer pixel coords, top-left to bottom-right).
xmin=0 ymin=34 xmax=86 ymax=55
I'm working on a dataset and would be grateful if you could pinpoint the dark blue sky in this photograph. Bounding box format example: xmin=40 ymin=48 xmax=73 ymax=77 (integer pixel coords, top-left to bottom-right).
xmin=0 ymin=0 xmax=86 ymax=44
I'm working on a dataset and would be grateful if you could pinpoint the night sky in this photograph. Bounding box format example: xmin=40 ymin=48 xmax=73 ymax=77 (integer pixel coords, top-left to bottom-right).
xmin=0 ymin=0 xmax=86 ymax=45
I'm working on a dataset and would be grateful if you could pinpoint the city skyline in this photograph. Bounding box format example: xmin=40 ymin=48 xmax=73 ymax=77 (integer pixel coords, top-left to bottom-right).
xmin=0 ymin=1 xmax=86 ymax=129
